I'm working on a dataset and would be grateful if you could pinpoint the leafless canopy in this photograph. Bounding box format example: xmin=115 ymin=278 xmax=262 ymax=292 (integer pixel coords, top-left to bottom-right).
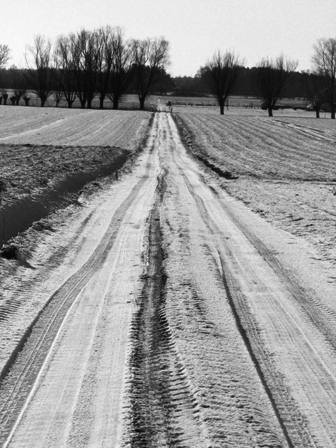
xmin=107 ymin=27 xmax=134 ymax=110
xmin=23 ymin=28 xmax=171 ymax=109
xmin=69 ymin=29 xmax=101 ymax=109
xmin=96 ymin=25 xmax=114 ymax=109
xmin=54 ymin=35 xmax=78 ymax=108
xmin=201 ymin=50 xmax=243 ymax=115
xmin=312 ymin=38 xmax=336 ymax=119
xmin=132 ymin=37 xmax=170 ymax=110
xmin=302 ymin=70 xmax=326 ymax=118
xmin=0 ymin=45 xmax=10 ymax=69
xmin=253 ymin=55 xmax=298 ymax=116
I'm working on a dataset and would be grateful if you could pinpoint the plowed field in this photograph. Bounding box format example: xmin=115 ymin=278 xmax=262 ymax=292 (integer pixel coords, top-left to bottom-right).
xmin=176 ymin=109 xmax=336 ymax=271
xmin=175 ymin=109 xmax=336 ymax=180
xmin=0 ymin=108 xmax=152 ymax=243
xmin=0 ymin=108 xmax=150 ymax=147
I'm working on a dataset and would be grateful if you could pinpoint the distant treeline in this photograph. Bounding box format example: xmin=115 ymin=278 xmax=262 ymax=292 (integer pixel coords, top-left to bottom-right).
xmin=0 ymin=66 xmax=175 ymax=98
xmin=173 ymin=68 xmax=319 ymax=99
xmin=0 ymin=66 xmax=321 ymax=100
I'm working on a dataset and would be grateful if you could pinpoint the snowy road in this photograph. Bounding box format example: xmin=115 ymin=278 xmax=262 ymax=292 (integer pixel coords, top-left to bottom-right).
xmin=1 ymin=112 xmax=336 ymax=447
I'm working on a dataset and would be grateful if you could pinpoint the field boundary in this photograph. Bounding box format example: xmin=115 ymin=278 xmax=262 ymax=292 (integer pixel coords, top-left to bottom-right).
xmin=171 ymin=113 xmax=238 ymax=180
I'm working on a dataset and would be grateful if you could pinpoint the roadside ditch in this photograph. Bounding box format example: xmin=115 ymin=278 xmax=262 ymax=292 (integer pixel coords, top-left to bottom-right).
xmin=0 ymin=149 xmax=128 ymax=248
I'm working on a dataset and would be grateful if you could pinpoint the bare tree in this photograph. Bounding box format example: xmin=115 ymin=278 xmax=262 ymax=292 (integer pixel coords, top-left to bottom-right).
xmin=14 ymin=88 xmax=26 ymax=105
xmin=96 ymin=26 xmax=114 ymax=109
xmin=70 ymin=31 xmax=88 ymax=109
xmin=302 ymin=71 xmax=326 ymax=118
xmin=108 ymin=28 xmax=134 ymax=110
xmin=253 ymin=55 xmax=298 ymax=117
xmin=0 ymin=45 xmax=10 ymax=103
xmin=200 ymin=51 xmax=243 ymax=115
xmin=132 ymin=37 xmax=170 ymax=110
xmin=71 ymin=29 xmax=101 ymax=109
xmin=8 ymin=66 xmax=28 ymax=105
xmin=312 ymin=38 xmax=336 ymax=119
xmin=54 ymin=35 xmax=77 ymax=108
xmin=25 ymin=35 xmax=56 ymax=107
xmin=0 ymin=45 xmax=10 ymax=68
xmin=54 ymin=89 xmax=64 ymax=107
xmin=1 ymin=88 xmax=8 ymax=105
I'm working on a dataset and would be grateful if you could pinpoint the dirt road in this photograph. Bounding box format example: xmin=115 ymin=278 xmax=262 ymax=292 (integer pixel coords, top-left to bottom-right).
xmin=1 ymin=112 xmax=336 ymax=447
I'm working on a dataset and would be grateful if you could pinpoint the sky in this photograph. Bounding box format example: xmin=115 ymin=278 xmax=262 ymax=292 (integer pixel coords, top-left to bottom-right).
xmin=1 ymin=0 xmax=335 ymax=76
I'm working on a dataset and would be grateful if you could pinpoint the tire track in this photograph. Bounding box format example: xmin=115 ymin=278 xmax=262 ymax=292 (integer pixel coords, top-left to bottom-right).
xmin=178 ymin=173 xmax=299 ymax=445
xmin=181 ymin=168 xmax=318 ymax=447
xmin=168 ymin=116 xmax=320 ymax=447
xmin=122 ymin=146 xmax=209 ymax=447
xmin=0 ymin=142 xmax=156 ymax=446
xmin=216 ymin=188 xmax=336 ymax=351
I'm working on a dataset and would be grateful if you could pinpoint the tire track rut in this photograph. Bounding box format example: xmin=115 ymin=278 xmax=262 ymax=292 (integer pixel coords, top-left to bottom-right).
xmin=166 ymin=112 xmax=334 ymax=447
xmin=0 ymin=149 xmax=155 ymax=446
xmin=122 ymin=169 xmax=209 ymax=447
xmin=180 ymin=167 xmax=315 ymax=447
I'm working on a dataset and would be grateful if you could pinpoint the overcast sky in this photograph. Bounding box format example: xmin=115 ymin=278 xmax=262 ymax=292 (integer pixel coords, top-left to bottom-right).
xmin=1 ymin=0 xmax=335 ymax=76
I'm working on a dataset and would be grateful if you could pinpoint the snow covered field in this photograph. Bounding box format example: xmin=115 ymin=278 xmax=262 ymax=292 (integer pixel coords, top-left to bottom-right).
xmin=176 ymin=108 xmax=336 ymax=272
xmin=1 ymin=107 xmax=336 ymax=447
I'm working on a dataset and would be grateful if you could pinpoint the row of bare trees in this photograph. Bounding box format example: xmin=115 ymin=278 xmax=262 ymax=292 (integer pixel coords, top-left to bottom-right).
xmin=200 ymin=37 xmax=336 ymax=118
xmin=1 ymin=34 xmax=334 ymax=116
xmin=199 ymin=52 xmax=298 ymax=116
xmin=23 ymin=27 xmax=170 ymax=109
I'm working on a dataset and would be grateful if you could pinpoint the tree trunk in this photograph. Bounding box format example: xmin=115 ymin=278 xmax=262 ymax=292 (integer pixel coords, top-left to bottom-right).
xmin=87 ymin=99 xmax=92 ymax=109
xmin=268 ymin=106 xmax=273 ymax=117
xmin=67 ymin=100 xmax=73 ymax=108
xmin=139 ymin=97 xmax=145 ymax=110
xmin=40 ymin=98 xmax=46 ymax=107
xmin=331 ymin=84 xmax=335 ymax=119
xmin=113 ymin=98 xmax=119 ymax=110
xmin=99 ymin=96 xmax=104 ymax=109
xmin=219 ymin=101 xmax=224 ymax=115
xmin=80 ymin=98 xmax=86 ymax=109
xmin=316 ymin=109 xmax=320 ymax=119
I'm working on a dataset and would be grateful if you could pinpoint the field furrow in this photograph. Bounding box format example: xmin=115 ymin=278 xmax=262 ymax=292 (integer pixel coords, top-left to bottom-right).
xmin=0 ymin=108 xmax=150 ymax=148
xmin=176 ymin=110 xmax=336 ymax=180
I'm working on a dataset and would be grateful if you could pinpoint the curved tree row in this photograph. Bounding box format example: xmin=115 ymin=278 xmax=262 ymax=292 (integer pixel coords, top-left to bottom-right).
xmin=23 ymin=27 xmax=170 ymax=109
